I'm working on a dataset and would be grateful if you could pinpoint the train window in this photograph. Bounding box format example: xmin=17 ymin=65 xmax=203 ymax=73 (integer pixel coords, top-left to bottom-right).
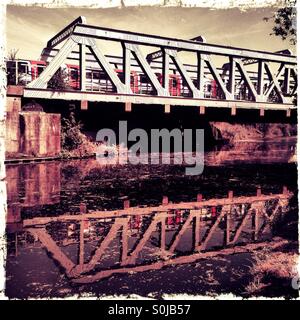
xmin=18 ymin=62 xmax=28 ymax=74
xmin=116 ymin=71 xmax=123 ymax=80
xmin=37 ymin=66 xmax=45 ymax=75
xmin=130 ymin=75 xmax=135 ymax=85
xmin=93 ymin=71 xmax=100 ymax=80
xmin=100 ymin=71 xmax=109 ymax=81
xmin=70 ymin=68 xmax=78 ymax=80
xmin=86 ymin=71 xmax=92 ymax=79
xmin=140 ymin=74 xmax=148 ymax=83
xmin=171 ymin=78 xmax=178 ymax=87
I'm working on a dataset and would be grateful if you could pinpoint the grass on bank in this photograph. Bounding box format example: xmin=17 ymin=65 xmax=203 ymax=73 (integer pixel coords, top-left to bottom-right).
xmin=245 ymin=247 xmax=299 ymax=296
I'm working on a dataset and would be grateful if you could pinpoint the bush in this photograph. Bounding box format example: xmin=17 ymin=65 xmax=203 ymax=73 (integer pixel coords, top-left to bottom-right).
xmin=48 ymin=68 xmax=68 ymax=91
xmin=61 ymin=110 xmax=96 ymax=158
xmin=61 ymin=111 xmax=83 ymax=152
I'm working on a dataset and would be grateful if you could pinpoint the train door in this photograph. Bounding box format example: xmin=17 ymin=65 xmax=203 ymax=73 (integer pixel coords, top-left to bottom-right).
xmin=169 ymin=74 xmax=181 ymax=96
xmin=66 ymin=64 xmax=80 ymax=89
xmin=7 ymin=60 xmax=17 ymax=85
xmin=130 ymin=71 xmax=139 ymax=94
xmin=211 ymin=80 xmax=217 ymax=98
xmin=30 ymin=60 xmax=46 ymax=80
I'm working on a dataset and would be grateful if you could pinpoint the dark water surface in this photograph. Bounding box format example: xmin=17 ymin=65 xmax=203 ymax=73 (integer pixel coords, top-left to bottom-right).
xmin=5 ymin=140 xmax=298 ymax=298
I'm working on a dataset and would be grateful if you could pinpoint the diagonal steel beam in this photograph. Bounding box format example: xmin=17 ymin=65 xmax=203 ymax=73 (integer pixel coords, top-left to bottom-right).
xmin=167 ymin=49 xmax=200 ymax=98
xmin=125 ymin=43 xmax=168 ymax=96
xmin=203 ymin=54 xmax=233 ymax=100
xmin=27 ymin=37 xmax=78 ymax=89
xmin=235 ymin=58 xmax=261 ymax=102
xmin=264 ymin=62 xmax=290 ymax=103
xmin=86 ymin=39 xmax=128 ymax=94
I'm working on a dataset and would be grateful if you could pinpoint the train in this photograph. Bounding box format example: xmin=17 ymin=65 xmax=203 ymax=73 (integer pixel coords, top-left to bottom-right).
xmin=7 ymin=58 xmax=292 ymax=103
xmin=6 ymin=58 xmax=219 ymax=98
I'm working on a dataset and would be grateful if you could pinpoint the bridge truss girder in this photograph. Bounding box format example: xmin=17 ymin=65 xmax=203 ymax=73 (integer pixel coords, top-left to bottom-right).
xmin=25 ymin=16 xmax=297 ymax=111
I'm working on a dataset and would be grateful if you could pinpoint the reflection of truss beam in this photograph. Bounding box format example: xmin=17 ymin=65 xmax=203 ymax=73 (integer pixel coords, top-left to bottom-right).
xmin=23 ymin=190 xmax=291 ymax=285
xmin=23 ymin=192 xmax=293 ymax=227
xmin=69 ymin=217 xmax=128 ymax=277
xmin=123 ymin=214 xmax=163 ymax=265
xmin=71 ymin=239 xmax=289 ymax=284
xmin=28 ymin=227 xmax=75 ymax=273
xmin=197 ymin=206 xmax=229 ymax=251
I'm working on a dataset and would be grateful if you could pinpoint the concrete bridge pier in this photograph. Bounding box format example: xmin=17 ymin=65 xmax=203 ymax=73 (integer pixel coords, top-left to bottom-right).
xmin=6 ymin=86 xmax=61 ymax=159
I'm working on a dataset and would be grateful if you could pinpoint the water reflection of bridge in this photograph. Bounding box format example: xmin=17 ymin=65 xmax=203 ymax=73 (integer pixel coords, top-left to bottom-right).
xmin=20 ymin=187 xmax=291 ymax=284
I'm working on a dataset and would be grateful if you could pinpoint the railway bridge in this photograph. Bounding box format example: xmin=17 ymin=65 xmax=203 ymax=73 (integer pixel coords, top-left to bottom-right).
xmin=7 ymin=16 xmax=297 ymax=117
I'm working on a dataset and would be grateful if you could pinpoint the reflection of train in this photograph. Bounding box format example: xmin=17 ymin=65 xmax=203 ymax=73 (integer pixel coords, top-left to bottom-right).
xmin=6 ymin=59 xmax=218 ymax=98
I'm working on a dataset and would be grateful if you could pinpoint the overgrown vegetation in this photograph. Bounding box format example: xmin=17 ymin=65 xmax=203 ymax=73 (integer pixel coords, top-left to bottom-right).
xmin=210 ymin=122 xmax=297 ymax=142
xmin=61 ymin=108 xmax=96 ymax=158
xmin=245 ymin=247 xmax=299 ymax=297
xmin=48 ymin=68 xmax=69 ymax=91
xmin=264 ymin=0 xmax=296 ymax=45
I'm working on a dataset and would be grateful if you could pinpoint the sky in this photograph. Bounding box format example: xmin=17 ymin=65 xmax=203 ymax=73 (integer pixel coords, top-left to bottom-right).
xmin=6 ymin=4 xmax=295 ymax=60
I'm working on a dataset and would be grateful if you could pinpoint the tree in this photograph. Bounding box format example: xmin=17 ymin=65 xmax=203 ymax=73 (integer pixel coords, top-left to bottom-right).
xmin=264 ymin=0 xmax=296 ymax=45
xmin=47 ymin=68 xmax=69 ymax=91
xmin=7 ymin=48 xmax=19 ymax=60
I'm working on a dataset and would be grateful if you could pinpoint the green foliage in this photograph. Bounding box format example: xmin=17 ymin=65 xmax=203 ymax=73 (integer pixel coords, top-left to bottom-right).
xmin=264 ymin=0 xmax=296 ymax=45
xmin=48 ymin=68 xmax=68 ymax=91
xmin=61 ymin=111 xmax=83 ymax=152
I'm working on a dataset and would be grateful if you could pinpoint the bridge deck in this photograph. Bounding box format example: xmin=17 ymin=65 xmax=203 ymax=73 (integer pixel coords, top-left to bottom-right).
xmin=23 ymin=87 xmax=295 ymax=111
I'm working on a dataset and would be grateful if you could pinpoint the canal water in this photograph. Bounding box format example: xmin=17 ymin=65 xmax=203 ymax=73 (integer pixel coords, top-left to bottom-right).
xmin=4 ymin=138 xmax=298 ymax=298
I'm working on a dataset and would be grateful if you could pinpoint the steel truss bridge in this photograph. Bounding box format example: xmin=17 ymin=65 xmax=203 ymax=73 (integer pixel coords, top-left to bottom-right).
xmin=21 ymin=188 xmax=292 ymax=284
xmin=20 ymin=16 xmax=297 ymax=115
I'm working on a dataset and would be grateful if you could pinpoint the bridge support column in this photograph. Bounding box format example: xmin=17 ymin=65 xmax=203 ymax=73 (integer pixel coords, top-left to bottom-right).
xmin=164 ymin=104 xmax=170 ymax=113
xmin=125 ymin=102 xmax=132 ymax=112
xmin=286 ymin=109 xmax=291 ymax=117
xmin=231 ymin=106 xmax=236 ymax=116
xmin=81 ymin=100 xmax=88 ymax=110
xmin=6 ymin=97 xmax=21 ymax=155
xmin=199 ymin=106 xmax=205 ymax=115
xmin=259 ymin=108 xmax=265 ymax=117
